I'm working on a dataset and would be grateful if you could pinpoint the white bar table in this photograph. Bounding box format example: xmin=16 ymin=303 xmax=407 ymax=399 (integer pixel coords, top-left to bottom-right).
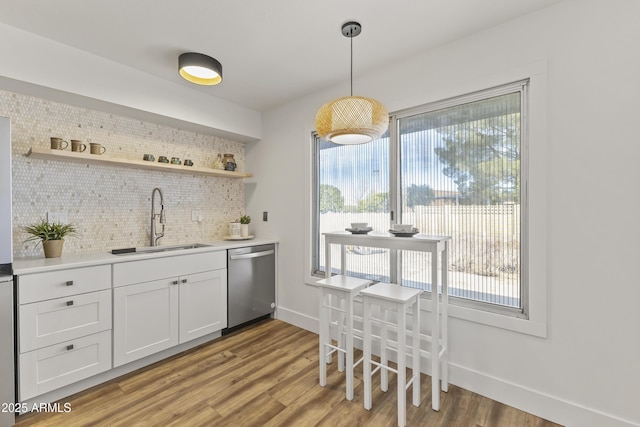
xmin=323 ymin=231 xmax=451 ymax=411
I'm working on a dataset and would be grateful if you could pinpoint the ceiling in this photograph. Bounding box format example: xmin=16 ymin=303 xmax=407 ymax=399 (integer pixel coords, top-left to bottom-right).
xmin=0 ymin=0 xmax=561 ymax=112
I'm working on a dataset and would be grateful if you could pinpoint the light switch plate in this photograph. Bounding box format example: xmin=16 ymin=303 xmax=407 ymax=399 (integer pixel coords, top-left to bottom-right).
xmin=192 ymin=210 xmax=202 ymax=221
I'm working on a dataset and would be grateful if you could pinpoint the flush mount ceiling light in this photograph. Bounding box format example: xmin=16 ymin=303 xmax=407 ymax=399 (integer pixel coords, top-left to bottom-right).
xmin=178 ymin=52 xmax=222 ymax=86
xmin=315 ymin=21 xmax=388 ymax=145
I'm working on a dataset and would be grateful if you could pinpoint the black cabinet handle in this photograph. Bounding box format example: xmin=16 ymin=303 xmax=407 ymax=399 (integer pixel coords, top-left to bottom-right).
xmin=181 ymin=279 xmax=187 ymax=284
xmin=66 ymin=344 xmax=74 ymax=351
xmin=66 ymin=281 xmax=74 ymax=286
xmin=66 ymin=300 xmax=74 ymax=306
xmin=172 ymin=280 xmax=179 ymax=285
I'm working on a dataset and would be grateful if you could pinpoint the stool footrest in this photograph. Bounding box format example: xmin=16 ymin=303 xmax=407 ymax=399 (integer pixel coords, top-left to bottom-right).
xmin=405 ymin=374 xmax=418 ymax=391
xmin=354 ymin=356 xmax=364 ymax=368
xmin=324 ymin=343 xmax=346 ymax=356
xmin=322 ymin=303 xmax=345 ymax=313
xmin=370 ymin=359 xmax=398 ymax=375
xmin=371 ymin=365 xmax=382 ymax=377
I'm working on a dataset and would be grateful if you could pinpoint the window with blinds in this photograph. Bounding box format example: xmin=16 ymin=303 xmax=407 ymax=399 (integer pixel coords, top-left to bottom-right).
xmin=314 ymin=135 xmax=392 ymax=282
xmin=314 ymin=80 xmax=528 ymax=315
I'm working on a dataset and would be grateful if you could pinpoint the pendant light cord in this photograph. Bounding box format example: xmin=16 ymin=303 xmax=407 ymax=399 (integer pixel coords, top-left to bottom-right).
xmin=350 ymin=32 xmax=353 ymax=96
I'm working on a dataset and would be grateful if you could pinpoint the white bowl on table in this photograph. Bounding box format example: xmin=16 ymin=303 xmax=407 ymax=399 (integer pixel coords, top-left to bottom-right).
xmin=392 ymin=224 xmax=414 ymax=232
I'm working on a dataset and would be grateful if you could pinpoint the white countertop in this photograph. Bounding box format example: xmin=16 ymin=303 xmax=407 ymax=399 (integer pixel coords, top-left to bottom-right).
xmin=13 ymin=237 xmax=278 ymax=275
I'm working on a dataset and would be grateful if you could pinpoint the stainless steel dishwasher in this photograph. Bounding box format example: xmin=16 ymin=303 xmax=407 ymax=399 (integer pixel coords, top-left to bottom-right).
xmin=224 ymin=244 xmax=276 ymax=334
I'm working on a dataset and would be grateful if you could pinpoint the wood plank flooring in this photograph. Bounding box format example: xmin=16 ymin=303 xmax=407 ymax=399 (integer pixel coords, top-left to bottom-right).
xmin=15 ymin=319 xmax=562 ymax=427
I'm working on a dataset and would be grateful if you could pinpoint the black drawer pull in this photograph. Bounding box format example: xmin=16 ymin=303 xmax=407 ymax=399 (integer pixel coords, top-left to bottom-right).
xmin=66 ymin=300 xmax=74 ymax=306
xmin=172 ymin=280 xmax=179 ymax=285
xmin=181 ymin=279 xmax=188 ymax=284
xmin=66 ymin=344 xmax=74 ymax=351
xmin=66 ymin=281 xmax=74 ymax=286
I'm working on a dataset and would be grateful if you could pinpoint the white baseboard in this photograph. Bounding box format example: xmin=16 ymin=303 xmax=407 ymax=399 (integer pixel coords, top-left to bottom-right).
xmin=277 ymin=307 xmax=638 ymax=427
xmin=276 ymin=306 xmax=318 ymax=333
xmin=450 ymin=363 xmax=638 ymax=427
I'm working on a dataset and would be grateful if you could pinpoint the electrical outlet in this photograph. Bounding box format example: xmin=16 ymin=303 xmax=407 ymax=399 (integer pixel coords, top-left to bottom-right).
xmin=191 ymin=210 xmax=202 ymax=222
xmin=263 ymin=211 xmax=268 ymax=221
xmin=47 ymin=211 xmax=68 ymax=224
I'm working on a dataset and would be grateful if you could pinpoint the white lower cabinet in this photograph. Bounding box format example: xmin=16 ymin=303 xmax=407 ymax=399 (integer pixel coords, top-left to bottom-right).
xmin=16 ymin=249 xmax=230 ymax=402
xmin=113 ymin=251 xmax=227 ymax=367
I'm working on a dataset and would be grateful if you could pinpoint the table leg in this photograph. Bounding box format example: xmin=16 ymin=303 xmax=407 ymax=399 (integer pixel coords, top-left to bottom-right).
xmin=337 ymin=294 xmax=345 ymax=373
xmin=441 ymin=243 xmax=449 ymax=392
xmin=431 ymin=250 xmax=440 ymax=411
xmin=325 ymin=241 xmax=331 ymax=278
xmin=412 ymin=296 xmax=421 ymax=407
xmin=397 ymin=301 xmax=407 ymax=427
xmin=363 ymin=297 xmax=372 ymax=411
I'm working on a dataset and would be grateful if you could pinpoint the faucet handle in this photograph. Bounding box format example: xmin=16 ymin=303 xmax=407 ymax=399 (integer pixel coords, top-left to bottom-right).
xmin=160 ymin=206 xmax=166 ymax=224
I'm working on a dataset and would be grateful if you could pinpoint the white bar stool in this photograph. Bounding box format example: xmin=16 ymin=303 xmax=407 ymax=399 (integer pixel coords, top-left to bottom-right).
xmin=317 ymin=275 xmax=372 ymax=401
xmin=361 ymin=283 xmax=421 ymax=427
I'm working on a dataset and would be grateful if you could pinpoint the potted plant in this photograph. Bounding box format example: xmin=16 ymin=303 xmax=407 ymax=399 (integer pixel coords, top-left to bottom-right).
xmin=23 ymin=219 xmax=77 ymax=258
xmin=239 ymin=215 xmax=251 ymax=237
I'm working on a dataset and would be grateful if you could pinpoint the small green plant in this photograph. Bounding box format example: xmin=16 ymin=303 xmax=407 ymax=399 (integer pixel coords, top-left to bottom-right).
xmin=239 ymin=215 xmax=251 ymax=224
xmin=23 ymin=219 xmax=77 ymax=243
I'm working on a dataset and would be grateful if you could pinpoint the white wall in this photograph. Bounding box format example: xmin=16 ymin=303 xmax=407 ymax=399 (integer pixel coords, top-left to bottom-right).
xmin=246 ymin=1 xmax=640 ymax=426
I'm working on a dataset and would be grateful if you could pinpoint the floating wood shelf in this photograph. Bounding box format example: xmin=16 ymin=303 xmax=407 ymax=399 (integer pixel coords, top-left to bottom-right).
xmin=26 ymin=147 xmax=253 ymax=179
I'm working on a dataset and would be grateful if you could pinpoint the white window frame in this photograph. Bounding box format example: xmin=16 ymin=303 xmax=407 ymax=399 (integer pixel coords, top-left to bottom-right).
xmin=306 ymin=61 xmax=548 ymax=337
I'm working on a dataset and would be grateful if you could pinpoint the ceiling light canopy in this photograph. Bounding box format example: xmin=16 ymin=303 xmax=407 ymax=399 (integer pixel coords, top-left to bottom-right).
xmin=315 ymin=22 xmax=388 ymax=145
xmin=179 ymin=52 xmax=222 ymax=86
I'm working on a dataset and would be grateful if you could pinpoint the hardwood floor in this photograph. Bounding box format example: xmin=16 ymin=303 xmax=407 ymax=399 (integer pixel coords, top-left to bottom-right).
xmin=15 ymin=319 xmax=562 ymax=427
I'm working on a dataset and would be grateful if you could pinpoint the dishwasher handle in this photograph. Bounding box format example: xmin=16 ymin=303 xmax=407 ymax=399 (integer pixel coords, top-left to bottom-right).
xmin=229 ymin=249 xmax=274 ymax=260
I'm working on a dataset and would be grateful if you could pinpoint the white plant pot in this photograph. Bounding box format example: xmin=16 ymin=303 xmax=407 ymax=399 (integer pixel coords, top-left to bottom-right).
xmin=241 ymin=224 xmax=249 ymax=237
xmin=229 ymin=222 xmax=242 ymax=237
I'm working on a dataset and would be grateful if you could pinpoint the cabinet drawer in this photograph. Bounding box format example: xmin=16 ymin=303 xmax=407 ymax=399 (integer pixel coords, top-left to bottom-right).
xmin=19 ymin=289 xmax=111 ymax=353
xmin=18 ymin=265 xmax=111 ymax=304
xmin=113 ymin=251 xmax=225 ymax=287
xmin=19 ymin=330 xmax=111 ymax=401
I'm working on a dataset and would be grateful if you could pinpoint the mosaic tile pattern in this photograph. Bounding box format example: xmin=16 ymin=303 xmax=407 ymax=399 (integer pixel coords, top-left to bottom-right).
xmin=0 ymin=90 xmax=247 ymax=258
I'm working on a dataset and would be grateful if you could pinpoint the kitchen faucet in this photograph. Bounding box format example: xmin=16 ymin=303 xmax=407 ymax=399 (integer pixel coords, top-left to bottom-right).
xmin=150 ymin=187 xmax=166 ymax=246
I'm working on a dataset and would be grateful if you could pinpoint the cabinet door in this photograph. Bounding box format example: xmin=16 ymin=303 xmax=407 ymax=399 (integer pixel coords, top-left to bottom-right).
xmin=113 ymin=279 xmax=179 ymax=367
xmin=179 ymin=269 xmax=227 ymax=343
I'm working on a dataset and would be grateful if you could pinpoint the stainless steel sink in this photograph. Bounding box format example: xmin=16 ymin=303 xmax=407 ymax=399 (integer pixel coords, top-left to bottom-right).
xmin=112 ymin=243 xmax=210 ymax=255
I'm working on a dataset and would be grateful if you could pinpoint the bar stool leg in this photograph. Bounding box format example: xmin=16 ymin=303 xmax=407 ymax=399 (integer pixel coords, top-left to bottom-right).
xmin=318 ymin=288 xmax=328 ymax=387
xmin=337 ymin=295 xmax=345 ymax=373
xmin=345 ymin=293 xmax=355 ymax=400
xmin=397 ymin=302 xmax=407 ymax=427
xmin=380 ymin=306 xmax=388 ymax=392
xmin=412 ymin=297 xmax=421 ymax=407
xmin=363 ymin=297 xmax=373 ymax=411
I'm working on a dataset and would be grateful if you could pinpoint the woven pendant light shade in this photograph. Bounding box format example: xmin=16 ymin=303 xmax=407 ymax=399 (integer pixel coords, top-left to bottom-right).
xmin=315 ymin=95 xmax=388 ymax=144
xmin=315 ymin=21 xmax=388 ymax=144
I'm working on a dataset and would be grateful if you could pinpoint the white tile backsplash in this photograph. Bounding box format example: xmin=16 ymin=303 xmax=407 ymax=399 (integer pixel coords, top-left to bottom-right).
xmin=1 ymin=90 xmax=247 ymax=258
